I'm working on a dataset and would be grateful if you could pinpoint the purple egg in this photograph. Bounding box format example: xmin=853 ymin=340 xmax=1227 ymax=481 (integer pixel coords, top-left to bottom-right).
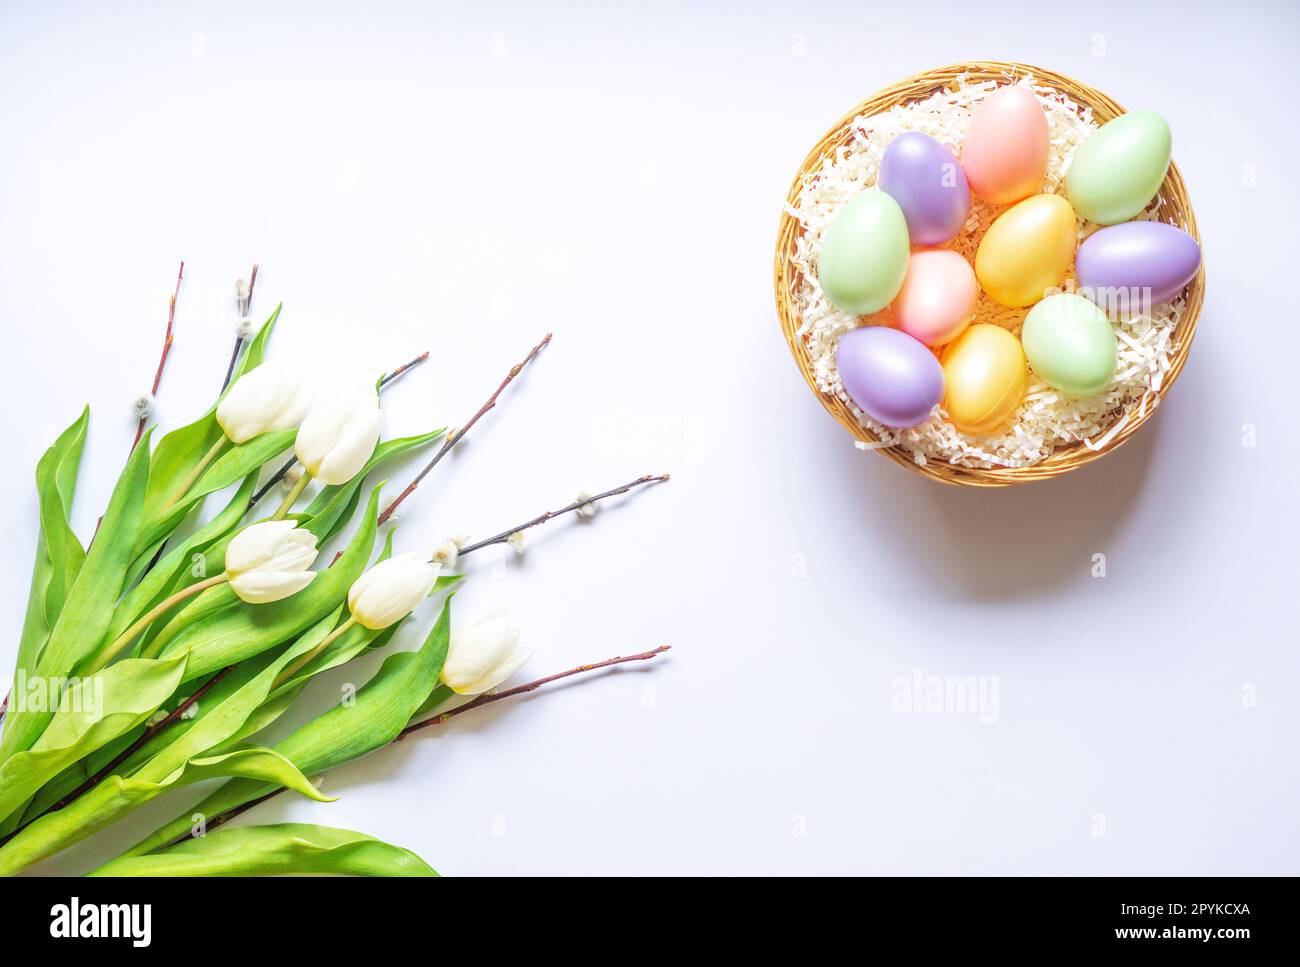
xmin=1076 ymin=221 xmax=1202 ymax=311
xmin=878 ymin=132 xmax=970 ymax=245
xmin=836 ymin=326 xmax=944 ymax=428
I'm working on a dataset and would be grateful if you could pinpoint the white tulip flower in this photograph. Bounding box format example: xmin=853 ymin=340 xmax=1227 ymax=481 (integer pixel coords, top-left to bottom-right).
xmin=346 ymin=552 xmax=440 ymax=630
xmin=216 ymin=361 xmax=315 ymax=445
xmin=439 ymin=608 xmax=532 ymax=695
xmin=89 ymin=518 xmax=321 ymax=671
xmin=294 ymin=381 xmax=382 ymax=486
xmin=225 ymin=520 xmax=320 ymax=604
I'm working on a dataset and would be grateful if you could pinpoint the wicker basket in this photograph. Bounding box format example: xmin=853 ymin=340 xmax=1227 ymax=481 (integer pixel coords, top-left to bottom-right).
xmin=773 ymin=61 xmax=1204 ymax=487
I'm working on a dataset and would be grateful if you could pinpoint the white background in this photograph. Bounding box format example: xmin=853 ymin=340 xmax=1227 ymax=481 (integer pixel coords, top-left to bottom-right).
xmin=1 ymin=0 xmax=1297 ymax=875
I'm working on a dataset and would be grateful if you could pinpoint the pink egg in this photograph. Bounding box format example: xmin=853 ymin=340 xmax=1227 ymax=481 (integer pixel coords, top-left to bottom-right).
xmin=961 ymin=87 xmax=1050 ymax=205
xmin=891 ymin=249 xmax=977 ymax=347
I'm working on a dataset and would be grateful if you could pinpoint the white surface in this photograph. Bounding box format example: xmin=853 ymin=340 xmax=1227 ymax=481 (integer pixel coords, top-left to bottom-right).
xmin=1 ymin=0 xmax=1297 ymax=875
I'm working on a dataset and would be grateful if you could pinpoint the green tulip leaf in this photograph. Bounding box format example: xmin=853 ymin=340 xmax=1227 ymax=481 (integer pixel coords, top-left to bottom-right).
xmin=0 ymin=745 xmax=327 ymax=876
xmin=109 ymin=473 xmax=259 ymax=646
xmin=9 ymin=408 xmax=90 ymax=701
xmin=0 ymin=655 xmax=188 ymax=825
xmin=91 ymin=823 xmax=436 ymax=878
xmin=0 ymin=429 xmax=153 ymax=764
xmin=133 ymin=609 xmax=350 ymax=787
xmin=13 ymin=650 xmax=280 ymax=825
xmin=16 ymin=606 xmax=344 ymax=825
xmin=137 ymin=428 xmax=296 ymax=555
xmin=125 ymin=600 xmax=452 ymax=858
xmin=36 ymin=407 xmax=90 ymax=631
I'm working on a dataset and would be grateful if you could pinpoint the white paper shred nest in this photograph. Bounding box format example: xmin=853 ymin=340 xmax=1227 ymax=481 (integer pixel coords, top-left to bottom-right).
xmin=786 ymin=75 xmax=1186 ymax=469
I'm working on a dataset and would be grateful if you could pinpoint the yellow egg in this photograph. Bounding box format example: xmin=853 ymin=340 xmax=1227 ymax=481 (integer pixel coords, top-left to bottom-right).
xmin=974 ymin=194 xmax=1077 ymax=307
xmin=940 ymin=324 xmax=1026 ymax=435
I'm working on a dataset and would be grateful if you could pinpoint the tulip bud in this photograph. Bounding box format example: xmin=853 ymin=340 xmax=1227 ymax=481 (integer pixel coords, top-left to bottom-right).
xmin=346 ymin=552 xmax=440 ymax=630
xmin=439 ymin=608 xmax=532 ymax=695
xmin=294 ymin=381 xmax=381 ymax=486
xmin=216 ymin=361 xmax=315 ymax=445
xmin=224 ymin=520 xmax=320 ymax=604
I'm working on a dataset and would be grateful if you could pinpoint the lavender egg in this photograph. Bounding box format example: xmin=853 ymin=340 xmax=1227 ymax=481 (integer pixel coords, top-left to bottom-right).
xmin=836 ymin=326 xmax=944 ymax=428
xmin=1076 ymin=221 xmax=1202 ymax=311
xmin=878 ymin=132 xmax=970 ymax=245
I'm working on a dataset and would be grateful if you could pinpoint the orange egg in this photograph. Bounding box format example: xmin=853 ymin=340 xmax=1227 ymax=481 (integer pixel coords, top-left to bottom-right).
xmin=961 ymin=87 xmax=1050 ymax=205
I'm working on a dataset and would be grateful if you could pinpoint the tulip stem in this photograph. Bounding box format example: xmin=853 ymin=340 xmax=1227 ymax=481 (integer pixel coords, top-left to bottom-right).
xmin=455 ymin=473 xmax=669 ymax=559
xmin=162 ymin=436 xmax=229 ymax=512
xmin=170 ymin=645 xmax=671 ymax=845
xmin=273 ymin=616 xmax=359 ymax=687
xmin=270 ymin=472 xmax=310 ymax=521
xmin=247 ymin=351 xmax=431 ymax=511
xmin=85 ymin=574 xmax=228 ymax=673
xmin=378 ymin=332 xmax=551 ymax=527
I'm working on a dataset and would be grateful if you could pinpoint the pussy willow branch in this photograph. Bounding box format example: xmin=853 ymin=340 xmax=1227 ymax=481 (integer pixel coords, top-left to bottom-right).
xmin=84 ymin=262 xmax=186 ymax=550
xmin=455 ymin=473 xmax=668 ymax=557
xmin=135 ymin=263 xmax=255 ymax=580
xmin=379 ymin=351 xmax=431 ymax=388
xmin=130 ymin=261 xmax=185 ymax=451
xmin=221 ymin=263 xmax=258 ymax=391
xmin=400 ymin=645 xmax=670 ymax=737
xmin=171 ymin=645 xmax=670 ymax=845
xmin=248 ymin=351 xmax=430 ymax=509
xmin=377 ymin=332 xmax=551 ymax=527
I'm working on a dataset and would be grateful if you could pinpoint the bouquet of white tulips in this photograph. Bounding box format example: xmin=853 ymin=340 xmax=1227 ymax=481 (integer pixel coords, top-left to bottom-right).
xmin=0 ymin=270 xmax=667 ymax=876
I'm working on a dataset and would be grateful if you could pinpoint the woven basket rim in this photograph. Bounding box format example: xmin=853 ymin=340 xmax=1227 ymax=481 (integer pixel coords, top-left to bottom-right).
xmin=773 ymin=61 xmax=1204 ymax=487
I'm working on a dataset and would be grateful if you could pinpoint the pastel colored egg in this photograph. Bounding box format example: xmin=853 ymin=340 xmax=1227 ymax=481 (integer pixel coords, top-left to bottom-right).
xmin=891 ymin=249 xmax=977 ymax=347
xmin=878 ymin=132 xmax=971 ymax=245
xmin=940 ymin=324 xmax=1027 ymax=435
xmin=1065 ymin=111 xmax=1171 ymax=225
xmin=975 ymin=194 xmax=1077 ymax=307
xmin=836 ymin=326 xmax=944 ymax=428
xmin=1021 ymin=293 xmax=1118 ymax=397
xmin=961 ymin=86 xmax=1050 ymax=205
xmin=817 ymin=190 xmax=910 ymax=315
xmin=1075 ymin=221 xmax=1201 ymax=310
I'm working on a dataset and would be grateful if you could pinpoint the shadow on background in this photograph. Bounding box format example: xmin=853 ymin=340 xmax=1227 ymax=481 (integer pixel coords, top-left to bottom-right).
xmin=841 ymin=420 xmax=1160 ymax=601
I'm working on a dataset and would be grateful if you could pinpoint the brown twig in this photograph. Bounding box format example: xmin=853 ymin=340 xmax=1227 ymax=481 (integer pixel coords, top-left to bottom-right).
xmin=86 ymin=262 xmax=186 ymax=543
xmin=377 ymin=333 xmax=551 ymax=527
xmin=247 ymin=351 xmax=432 ymax=510
xmin=131 ymin=261 xmax=184 ymax=451
xmin=400 ymin=646 xmax=670 ymax=737
xmin=173 ymin=645 xmax=670 ymax=844
xmin=455 ymin=473 xmax=668 ymax=557
xmin=380 ymin=351 xmax=429 ymax=387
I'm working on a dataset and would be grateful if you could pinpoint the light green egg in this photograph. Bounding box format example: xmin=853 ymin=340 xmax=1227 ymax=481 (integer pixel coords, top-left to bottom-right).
xmin=1065 ymin=111 xmax=1171 ymax=225
xmin=1021 ymin=293 xmax=1118 ymax=396
xmin=817 ymin=190 xmax=910 ymax=315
